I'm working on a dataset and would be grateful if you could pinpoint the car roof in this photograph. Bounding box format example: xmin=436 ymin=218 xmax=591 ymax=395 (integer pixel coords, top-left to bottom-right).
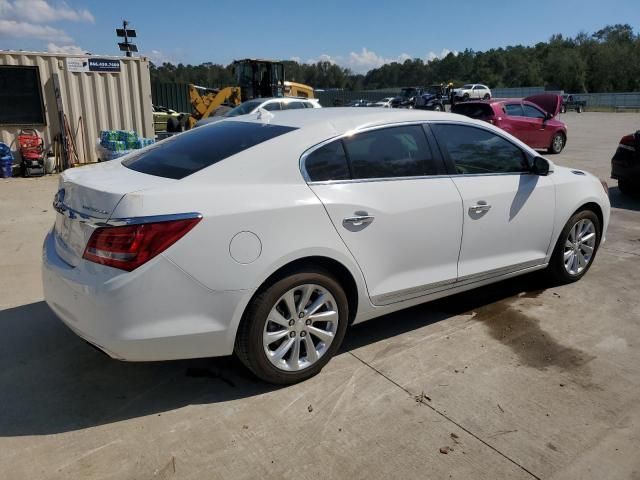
xmin=226 ymin=107 xmax=473 ymax=138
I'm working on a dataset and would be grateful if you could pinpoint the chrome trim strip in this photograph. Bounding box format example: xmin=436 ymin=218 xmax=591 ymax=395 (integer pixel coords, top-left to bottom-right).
xmin=308 ymin=174 xmax=453 ymax=186
xmin=53 ymin=199 xmax=202 ymax=228
xmin=107 ymin=212 xmax=203 ymax=227
xmin=307 ymin=171 xmax=532 ymax=186
xmin=372 ymin=278 xmax=457 ymax=304
xmin=371 ymin=259 xmax=547 ymax=305
xmin=456 ymin=259 xmax=545 ymax=283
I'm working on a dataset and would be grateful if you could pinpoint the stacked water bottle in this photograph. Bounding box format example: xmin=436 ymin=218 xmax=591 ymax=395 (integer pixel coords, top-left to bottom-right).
xmin=0 ymin=142 xmax=14 ymax=178
xmin=96 ymin=130 xmax=155 ymax=161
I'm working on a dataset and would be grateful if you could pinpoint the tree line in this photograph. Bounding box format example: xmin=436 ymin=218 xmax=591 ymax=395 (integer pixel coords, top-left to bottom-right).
xmin=150 ymin=24 xmax=640 ymax=93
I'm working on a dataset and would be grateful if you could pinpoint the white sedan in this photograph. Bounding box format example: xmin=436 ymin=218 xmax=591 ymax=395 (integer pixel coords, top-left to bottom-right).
xmin=43 ymin=108 xmax=610 ymax=384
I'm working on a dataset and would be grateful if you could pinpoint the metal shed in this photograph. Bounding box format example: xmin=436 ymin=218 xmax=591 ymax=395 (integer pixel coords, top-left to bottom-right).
xmin=0 ymin=51 xmax=153 ymax=166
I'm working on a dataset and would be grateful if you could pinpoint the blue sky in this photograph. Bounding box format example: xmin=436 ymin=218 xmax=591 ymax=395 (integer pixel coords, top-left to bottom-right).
xmin=1 ymin=0 xmax=639 ymax=73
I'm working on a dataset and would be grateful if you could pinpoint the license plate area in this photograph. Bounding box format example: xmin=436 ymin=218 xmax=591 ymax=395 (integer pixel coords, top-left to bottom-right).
xmin=54 ymin=212 xmax=95 ymax=267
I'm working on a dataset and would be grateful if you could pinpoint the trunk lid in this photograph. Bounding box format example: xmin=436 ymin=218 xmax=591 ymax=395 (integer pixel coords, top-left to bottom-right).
xmin=53 ymin=160 xmax=173 ymax=267
xmin=524 ymin=93 xmax=562 ymax=117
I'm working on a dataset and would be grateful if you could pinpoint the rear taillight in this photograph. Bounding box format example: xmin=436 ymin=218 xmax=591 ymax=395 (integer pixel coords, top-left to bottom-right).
xmin=83 ymin=217 xmax=201 ymax=271
xmin=619 ymin=134 xmax=634 ymax=147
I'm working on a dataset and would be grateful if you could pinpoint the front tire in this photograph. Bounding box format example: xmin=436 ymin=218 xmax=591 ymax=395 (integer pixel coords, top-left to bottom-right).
xmin=235 ymin=268 xmax=349 ymax=384
xmin=483 ymin=93 xmax=491 ymax=100
xmin=548 ymin=132 xmax=565 ymax=154
xmin=546 ymin=210 xmax=601 ymax=284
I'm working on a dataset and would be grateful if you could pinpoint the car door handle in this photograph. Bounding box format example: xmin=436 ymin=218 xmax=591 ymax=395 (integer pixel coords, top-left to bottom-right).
xmin=343 ymin=215 xmax=374 ymax=226
xmin=469 ymin=203 xmax=491 ymax=214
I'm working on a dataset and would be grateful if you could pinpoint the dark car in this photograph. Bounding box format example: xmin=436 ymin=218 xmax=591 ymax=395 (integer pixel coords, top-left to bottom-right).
xmin=345 ymin=99 xmax=373 ymax=107
xmin=611 ymin=131 xmax=640 ymax=195
xmin=391 ymin=87 xmax=424 ymax=108
xmin=452 ymin=94 xmax=567 ymax=154
xmin=560 ymin=94 xmax=586 ymax=113
xmin=414 ymin=85 xmax=447 ymax=111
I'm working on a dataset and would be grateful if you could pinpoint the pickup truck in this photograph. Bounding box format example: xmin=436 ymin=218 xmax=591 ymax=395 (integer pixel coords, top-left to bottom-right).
xmin=560 ymin=94 xmax=586 ymax=113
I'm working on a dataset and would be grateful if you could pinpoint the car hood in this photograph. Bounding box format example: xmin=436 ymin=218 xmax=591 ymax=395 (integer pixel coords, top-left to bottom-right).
xmin=524 ymin=94 xmax=561 ymax=117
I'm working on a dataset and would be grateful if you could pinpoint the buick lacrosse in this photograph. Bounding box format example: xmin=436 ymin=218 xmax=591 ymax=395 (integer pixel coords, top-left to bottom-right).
xmin=43 ymin=108 xmax=610 ymax=384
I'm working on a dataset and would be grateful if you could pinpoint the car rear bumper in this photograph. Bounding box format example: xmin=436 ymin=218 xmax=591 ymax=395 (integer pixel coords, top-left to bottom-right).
xmin=42 ymin=230 xmax=250 ymax=361
xmin=611 ymin=147 xmax=640 ymax=182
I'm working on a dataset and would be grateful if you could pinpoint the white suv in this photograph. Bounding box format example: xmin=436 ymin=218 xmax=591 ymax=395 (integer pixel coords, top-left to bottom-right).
xmin=455 ymin=84 xmax=492 ymax=101
xmin=196 ymin=97 xmax=320 ymax=127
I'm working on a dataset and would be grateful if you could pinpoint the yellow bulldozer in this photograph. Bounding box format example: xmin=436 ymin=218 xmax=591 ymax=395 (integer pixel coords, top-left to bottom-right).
xmin=180 ymin=59 xmax=314 ymax=129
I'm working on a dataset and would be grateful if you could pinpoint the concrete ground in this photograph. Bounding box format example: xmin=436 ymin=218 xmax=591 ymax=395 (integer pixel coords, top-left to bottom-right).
xmin=1 ymin=112 xmax=639 ymax=480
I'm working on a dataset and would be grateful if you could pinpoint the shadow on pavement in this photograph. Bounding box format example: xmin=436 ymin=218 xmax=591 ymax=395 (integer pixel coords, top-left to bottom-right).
xmin=609 ymin=186 xmax=640 ymax=211
xmin=0 ymin=272 xmax=548 ymax=437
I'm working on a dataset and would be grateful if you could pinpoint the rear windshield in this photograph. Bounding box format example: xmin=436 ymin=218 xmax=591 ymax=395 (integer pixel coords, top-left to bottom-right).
xmin=123 ymin=121 xmax=297 ymax=179
xmin=451 ymin=103 xmax=494 ymax=119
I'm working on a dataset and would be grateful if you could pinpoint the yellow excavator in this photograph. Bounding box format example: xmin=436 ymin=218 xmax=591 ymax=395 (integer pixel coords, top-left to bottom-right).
xmin=181 ymin=59 xmax=314 ymax=129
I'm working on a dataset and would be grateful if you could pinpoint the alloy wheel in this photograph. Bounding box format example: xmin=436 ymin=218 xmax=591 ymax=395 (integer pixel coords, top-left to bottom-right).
xmin=563 ymin=219 xmax=596 ymax=276
xmin=553 ymin=134 xmax=564 ymax=152
xmin=263 ymin=284 xmax=339 ymax=371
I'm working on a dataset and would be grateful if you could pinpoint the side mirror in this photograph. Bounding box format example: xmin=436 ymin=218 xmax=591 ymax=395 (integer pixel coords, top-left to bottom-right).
xmin=545 ymin=112 xmax=554 ymax=120
xmin=531 ymin=156 xmax=550 ymax=176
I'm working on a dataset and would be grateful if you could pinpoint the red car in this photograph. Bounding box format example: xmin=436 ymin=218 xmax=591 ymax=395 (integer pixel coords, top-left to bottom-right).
xmin=452 ymin=94 xmax=567 ymax=154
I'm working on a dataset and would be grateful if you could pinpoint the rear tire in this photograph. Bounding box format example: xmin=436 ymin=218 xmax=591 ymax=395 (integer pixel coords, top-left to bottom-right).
xmin=548 ymin=132 xmax=565 ymax=154
xmin=546 ymin=210 xmax=601 ymax=284
xmin=577 ymin=106 xmax=583 ymax=113
xmin=618 ymin=179 xmax=637 ymax=196
xmin=235 ymin=267 xmax=349 ymax=385
xmin=560 ymin=105 xmax=567 ymax=114
xmin=483 ymin=94 xmax=491 ymax=100
xmin=166 ymin=117 xmax=180 ymax=133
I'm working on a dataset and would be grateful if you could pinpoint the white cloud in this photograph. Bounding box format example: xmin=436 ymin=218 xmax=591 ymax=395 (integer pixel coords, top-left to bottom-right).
xmin=347 ymin=48 xmax=412 ymax=72
xmin=0 ymin=18 xmax=71 ymax=41
xmin=425 ymin=48 xmax=459 ymax=63
xmin=0 ymin=0 xmax=94 ymax=23
xmin=300 ymin=48 xmax=419 ymax=73
xmin=47 ymin=42 xmax=85 ymax=54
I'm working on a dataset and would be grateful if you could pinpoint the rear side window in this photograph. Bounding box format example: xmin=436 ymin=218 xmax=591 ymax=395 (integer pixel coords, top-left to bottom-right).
xmin=123 ymin=121 xmax=297 ymax=179
xmin=263 ymin=102 xmax=282 ymax=111
xmin=432 ymin=124 xmax=528 ymax=174
xmin=343 ymin=125 xmax=437 ymax=179
xmin=284 ymin=101 xmax=306 ymax=110
xmin=504 ymin=103 xmax=524 ymax=116
xmin=452 ymin=103 xmax=494 ymax=119
xmin=304 ymin=140 xmax=350 ymax=182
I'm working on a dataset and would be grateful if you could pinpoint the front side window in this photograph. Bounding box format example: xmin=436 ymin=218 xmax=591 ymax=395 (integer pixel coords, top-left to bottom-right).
xmin=304 ymin=140 xmax=350 ymax=182
xmin=343 ymin=125 xmax=437 ymax=179
xmin=432 ymin=124 xmax=528 ymax=174
xmin=523 ymin=105 xmax=546 ymax=119
xmin=124 ymin=121 xmax=297 ymax=179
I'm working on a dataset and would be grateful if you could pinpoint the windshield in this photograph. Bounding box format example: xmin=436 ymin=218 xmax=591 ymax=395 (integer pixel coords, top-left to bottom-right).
xmin=226 ymin=100 xmax=264 ymax=117
xmin=400 ymin=88 xmax=417 ymax=98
